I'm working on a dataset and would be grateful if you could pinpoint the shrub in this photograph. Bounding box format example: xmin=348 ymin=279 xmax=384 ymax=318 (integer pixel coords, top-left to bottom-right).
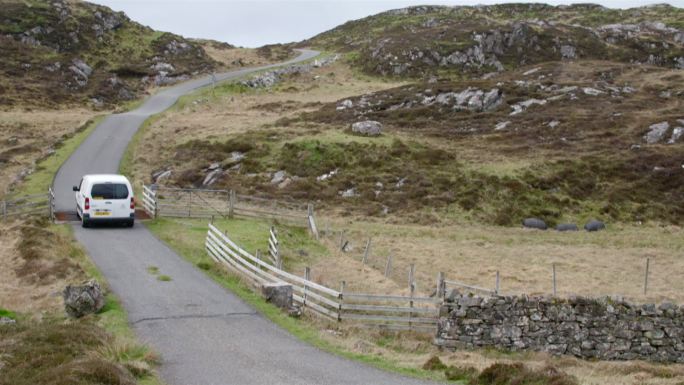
xmin=474 ymin=363 xmax=577 ymax=385
xmin=422 ymin=355 xmax=447 ymax=371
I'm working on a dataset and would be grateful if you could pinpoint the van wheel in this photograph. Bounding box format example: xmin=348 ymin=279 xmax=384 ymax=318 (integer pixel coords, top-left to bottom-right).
xmin=126 ymin=219 xmax=135 ymax=228
xmin=82 ymin=218 xmax=89 ymax=228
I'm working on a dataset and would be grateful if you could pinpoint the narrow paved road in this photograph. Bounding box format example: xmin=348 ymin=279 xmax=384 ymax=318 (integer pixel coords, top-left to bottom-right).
xmin=53 ymin=50 xmax=440 ymax=385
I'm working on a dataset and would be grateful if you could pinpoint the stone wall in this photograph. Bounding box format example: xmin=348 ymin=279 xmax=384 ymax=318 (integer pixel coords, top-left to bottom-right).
xmin=435 ymin=292 xmax=684 ymax=363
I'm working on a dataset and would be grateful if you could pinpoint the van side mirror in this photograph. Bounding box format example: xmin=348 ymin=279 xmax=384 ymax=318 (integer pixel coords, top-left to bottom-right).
xmin=73 ymin=186 xmax=79 ymax=192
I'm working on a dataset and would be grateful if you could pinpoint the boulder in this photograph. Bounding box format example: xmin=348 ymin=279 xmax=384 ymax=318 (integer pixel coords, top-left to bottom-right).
xmin=523 ymin=218 xmax=547 ymax=230
xmin=261 ymin=283 xmax=293 ymax=309
xmin=668 ymin=127 xmax=683 ymax=144
xmin=560 ymin=45 xmax=576 ymax=59
xmin=555 ymin=223 xmax=578 ymax=232
xmin=63 ymin=280 xmax=105 ymax=318
xmin=481 ymin=88 xmax=503 ymax=111
xmin=271 ymin=170 xmax=286 ymax=184
xmin=584 ymin=220 xmax=606 ymax=232
xmin=337 ymin=99 xmax=353 ymax=110
xmin=644 ymin=122 xmax=669 ymax=144
xmin=351 ymin=120 xmax=383 ymax=136
xmin=494 ymin=121 xmax=511 ymax=131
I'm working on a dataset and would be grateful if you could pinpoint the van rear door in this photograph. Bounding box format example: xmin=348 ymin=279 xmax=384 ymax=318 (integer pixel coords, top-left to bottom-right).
xmin=89 ymin=183 xmax=131 ymax=219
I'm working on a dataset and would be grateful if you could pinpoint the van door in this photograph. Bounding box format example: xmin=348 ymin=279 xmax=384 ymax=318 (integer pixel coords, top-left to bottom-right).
xmin=89 ymin=183 xmax=131 ymax=219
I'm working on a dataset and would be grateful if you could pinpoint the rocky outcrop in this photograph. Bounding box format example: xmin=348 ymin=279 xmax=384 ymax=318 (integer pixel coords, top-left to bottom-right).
xmin=63 ymin=279 xmax=105 ymax=318
xmin=644 ymin=121 xmax=680 ymax=144
xmin=1 ymin=0 xmax=216 ymax=106
xmin=351 ymin=120 xmax=383 ymax=136
xmin=241 ymin=55 xmax=339 ymax=88
xmin=436 ymin=292 xmax=684 ymax=363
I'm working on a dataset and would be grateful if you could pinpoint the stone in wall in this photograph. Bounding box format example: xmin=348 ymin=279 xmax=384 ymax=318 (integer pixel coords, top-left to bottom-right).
xmin=435 ymin=292 xmax=684 ymax=363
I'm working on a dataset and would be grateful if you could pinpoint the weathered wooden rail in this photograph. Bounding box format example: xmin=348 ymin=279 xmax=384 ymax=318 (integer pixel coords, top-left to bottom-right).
xmin=205 ymin=223 xmax=440 ymax=331
xmin=1 ymin=188 xmax=55 ymax=221
xmin=143 ymin=185 xmax=318 ymax=237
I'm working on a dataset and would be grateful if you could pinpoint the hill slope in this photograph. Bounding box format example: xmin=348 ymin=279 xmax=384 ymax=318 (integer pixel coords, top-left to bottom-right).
xmin=304 ymin=3 xmax=684 ymax=78
xmin=0 ymin=0 xmax=217 ymax=107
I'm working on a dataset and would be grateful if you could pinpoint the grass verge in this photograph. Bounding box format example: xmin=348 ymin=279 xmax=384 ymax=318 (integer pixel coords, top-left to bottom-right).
xmin=13 ymin=116 xmax=104 ymax=197
xmin=145 ymin=217 xmax=444 ymax=382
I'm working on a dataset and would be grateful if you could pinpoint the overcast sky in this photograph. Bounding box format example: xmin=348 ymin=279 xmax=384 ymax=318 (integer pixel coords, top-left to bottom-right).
xmin=91 ymin=0 xmax=683 ymax=47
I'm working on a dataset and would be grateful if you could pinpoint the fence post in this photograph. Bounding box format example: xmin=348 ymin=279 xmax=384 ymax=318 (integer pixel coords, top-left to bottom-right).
xmin=552 ymin=263 xmax=557 ymax=296
xmin=228 ymin=190 xmax=235 ymax=219
xmin=437 ymin=272 xmax=445 ymax=300
xmin=255 ymin=249 xmax=261 ymax=261
xmin=644 ymin=257 xmax=650 ymax=295
xmin=48 ymin=188 xmax=54 ymax=222
xmin=188 ymin=190 xmax=192 ymax=217
xmin=384 ymin=255 xmax=393 ymax=278
xmin=408 ymin=264 xmax=415 ymax=330
xmin=154 ymin=192 xmax=159 ymax=219
xmin=307 ymin=203 xmax=319 ymax=240
xmin=495 ymin=271 xmax=500 ymax=295
xmin=338 ymin=231 xmax=345 ymax=251
xmin=2 ymin=200 xmax=6 ymax=221
xmin=304 ymin=267 xmax=311 ymax=306
xmin=362 ymin=238 xmax=371 ymax=265
xmin=338 ymin=281 xmax=346 ymax=322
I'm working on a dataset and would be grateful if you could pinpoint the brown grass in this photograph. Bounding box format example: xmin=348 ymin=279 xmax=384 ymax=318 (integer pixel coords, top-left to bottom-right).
xmin=0 ymin=219 xmax=87 ymax=313
xmin=312 ymin=217 xmax=684 ymax=304
xmin=0 ymin=317 xmax=157 ymax=385
xmin=0 ymin=107 xmax=98 ymax=199
xmin=127 ymin=61 xmax=404 ymax=186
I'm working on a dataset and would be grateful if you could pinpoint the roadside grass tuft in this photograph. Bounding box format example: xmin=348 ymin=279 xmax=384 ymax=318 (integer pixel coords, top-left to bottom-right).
xmin=146 ymin=266 xmax=159 ymax=275
xmin=0 ymin=308 xmax=17 ymax=320
xmin=157 ymin=275 xmax=172 ymax=282
xmin=474 ymin=363 xmax=577 ymax=385
xmin=422 ymin=355 xmax=447 ymax=371
xmin=444 ymin=365 xmax=478 ymax=382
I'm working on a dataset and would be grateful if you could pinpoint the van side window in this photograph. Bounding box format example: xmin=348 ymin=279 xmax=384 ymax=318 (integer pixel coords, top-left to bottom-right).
xmin=91 ymin=184 xmax=129 ymax=200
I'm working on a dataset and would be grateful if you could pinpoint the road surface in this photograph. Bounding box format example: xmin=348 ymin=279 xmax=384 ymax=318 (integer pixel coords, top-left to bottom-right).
xmin=53 ymin=50 xmax=440 ymax=385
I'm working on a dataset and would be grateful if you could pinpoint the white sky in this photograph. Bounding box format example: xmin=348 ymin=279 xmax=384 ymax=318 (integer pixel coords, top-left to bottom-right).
xmin=91 ymin=0 xmax=684 ymax=47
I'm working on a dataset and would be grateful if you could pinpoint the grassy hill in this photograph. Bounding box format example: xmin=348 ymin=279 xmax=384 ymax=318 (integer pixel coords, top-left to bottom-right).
xmin=304 ymin=3 xmax=684 ymax=78
xmin=0 ymin=0 xmax=217 ymax=107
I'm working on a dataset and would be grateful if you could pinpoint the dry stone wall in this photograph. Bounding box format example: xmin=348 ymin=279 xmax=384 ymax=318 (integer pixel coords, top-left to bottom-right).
xmin=435 ymin=293 xmax=684 ymax=363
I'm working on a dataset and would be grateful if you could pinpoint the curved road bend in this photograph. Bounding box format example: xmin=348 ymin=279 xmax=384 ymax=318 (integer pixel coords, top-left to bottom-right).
xmin=53 ymin=50 xmax=441 ymax=385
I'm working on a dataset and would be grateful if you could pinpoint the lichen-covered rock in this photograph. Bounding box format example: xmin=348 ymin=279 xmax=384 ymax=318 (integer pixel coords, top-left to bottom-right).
xmin=261 ymin=283 xmax=293 ymax=309
xmin=584 ymin=220 xmax=606 ymax=232
xmin=644 ymin=122 xmax=670 ymax=144
xmin=63 ymin=279 xmax=105 ymax=318
xmin=522 ymin=217 xmax=547 ymax=230
xmin=555 ymin=223 xmax=578 ymax=231
xmin=351 ymin=120 xmax=383 ymax=136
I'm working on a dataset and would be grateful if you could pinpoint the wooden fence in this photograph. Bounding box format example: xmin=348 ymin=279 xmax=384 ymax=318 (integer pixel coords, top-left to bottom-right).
xmin=1 ymin=188 xmax=55 ymax=221
xmin=205 ymin=223 xmax=440 ymax=331
xmin=143 ymin=185 xmax=319 ymax=237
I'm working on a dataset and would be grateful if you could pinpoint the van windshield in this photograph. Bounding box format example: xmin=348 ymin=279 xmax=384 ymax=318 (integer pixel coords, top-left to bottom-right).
xmin=91 ymin=183 xmax=129 ymax=200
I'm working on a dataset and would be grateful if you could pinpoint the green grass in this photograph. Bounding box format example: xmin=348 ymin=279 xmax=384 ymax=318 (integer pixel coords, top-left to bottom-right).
xmin=157 ymin=275 xmax=172 ymax=282
xmin=145 ymin=217 xmax=445 ymax=382
xmin=147 ymin=266 xmax=160 ymax=275
xmin=13 ymin=116 xmax=103 ymax=197
xmin=0 ymin=308 xmax=17 ymax=320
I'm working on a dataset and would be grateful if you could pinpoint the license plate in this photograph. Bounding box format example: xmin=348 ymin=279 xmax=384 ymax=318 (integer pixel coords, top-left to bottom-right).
xmin=94 ymin=211 xmax=111 ymax=216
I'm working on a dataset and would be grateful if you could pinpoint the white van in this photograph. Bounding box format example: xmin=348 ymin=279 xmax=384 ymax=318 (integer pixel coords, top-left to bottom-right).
xmin=73 ymin=174 xmax=135 ymax=228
